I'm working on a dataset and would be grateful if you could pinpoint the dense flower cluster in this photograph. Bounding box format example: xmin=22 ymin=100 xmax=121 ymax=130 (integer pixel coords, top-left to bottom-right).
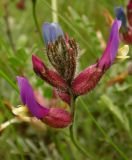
xmin=17 ymin=19 xmax=121 ymax=128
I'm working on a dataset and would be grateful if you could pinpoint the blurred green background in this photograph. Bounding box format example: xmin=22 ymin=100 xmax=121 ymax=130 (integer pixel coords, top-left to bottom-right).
xmin=0 ymin=0 xmax=132 ymax=160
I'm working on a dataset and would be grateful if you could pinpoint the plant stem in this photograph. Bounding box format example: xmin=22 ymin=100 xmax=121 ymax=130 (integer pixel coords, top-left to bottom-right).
xmin=3 ymin=1 xmax=16 ymax=53
xmin=32 ymin=0 xmax=43 ymax=43
xmin=79 ymin=97 xmax=128 ymax=160
xmin=51 ymin=0 xmax=58 ymax=22
xmin=69 ymin=93 xmax=92 ymax=159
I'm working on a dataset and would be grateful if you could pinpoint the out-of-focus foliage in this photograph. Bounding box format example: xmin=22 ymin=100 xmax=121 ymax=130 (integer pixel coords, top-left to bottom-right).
xmin=0 ymin=0 xmax=132 ymax=160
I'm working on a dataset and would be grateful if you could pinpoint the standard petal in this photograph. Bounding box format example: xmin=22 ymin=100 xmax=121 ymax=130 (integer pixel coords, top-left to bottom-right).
xmin=42 ymin=22 xmax=64 ymax=45
xmin=98 ymin=19 xmax=121 ymax=70
xmin=17 ymin=76 xmax=49 ymax=119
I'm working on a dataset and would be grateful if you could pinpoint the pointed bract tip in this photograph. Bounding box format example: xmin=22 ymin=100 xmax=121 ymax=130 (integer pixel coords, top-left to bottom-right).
xmin=32 ymin=55 xmax=46 ymax=74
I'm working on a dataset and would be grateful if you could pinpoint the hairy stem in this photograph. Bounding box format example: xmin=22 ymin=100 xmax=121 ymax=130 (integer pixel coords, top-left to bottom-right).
xmin=32 ymin=0 xmax=43 ymax=43
xmin=79 ymin=97 xmax=128 ymax=160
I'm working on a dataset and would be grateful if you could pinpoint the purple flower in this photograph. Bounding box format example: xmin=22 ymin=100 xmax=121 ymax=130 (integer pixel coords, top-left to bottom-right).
xmin=17 ymin=76 xmax=72 ymax=128
xmin=72 ymin=19 xmax=121 ymax=96
xmin=42 ymin=22 xmax=64 ymax=45
xmin=17 ymin=76 xmax=49 ymax=118
xmin=98 ymin=19 xmax=121 ymax=70
xmin=32 ymin=55 xmax=69 ymax=91
xmin=115 ymin=7 xmax=127 ymax=32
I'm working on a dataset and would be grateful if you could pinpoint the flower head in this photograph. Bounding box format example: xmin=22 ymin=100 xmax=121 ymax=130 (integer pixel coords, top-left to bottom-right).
xmin=17 ymin=76 xmax=72 ymax=128
xmin=41 ymin=23 xmax=78 ymax=83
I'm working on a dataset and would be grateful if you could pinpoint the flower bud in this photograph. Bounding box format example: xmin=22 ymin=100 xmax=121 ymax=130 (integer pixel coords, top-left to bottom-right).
xmin=32 ymin=55 xmax=69 ymax=91
xmin=42 ymin=108 xmax=72 ymax=128
xmin=42 ymin=23 xmax=78 ymax=83
xmin=72 ymin=65 xmax=104 ymax=96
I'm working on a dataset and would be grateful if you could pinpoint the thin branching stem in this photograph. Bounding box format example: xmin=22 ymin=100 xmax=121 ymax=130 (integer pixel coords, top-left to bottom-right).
xmin=32 ymin=0 xmax=43 ymax=43
xmin=3 ymin=1 xmax=16 ymax=53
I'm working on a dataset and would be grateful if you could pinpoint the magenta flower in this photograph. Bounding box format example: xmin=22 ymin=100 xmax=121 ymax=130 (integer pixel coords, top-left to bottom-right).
xmin=98 ymin=20 xmax=121 ymax=70
xmin=115 ymin=1 xmax=132 ymax=44
xmin=32 ymin=55 xmax=69 ymax=92
xmin=72 ymin=19 xmax=121 ymax=95
xmin=17 ymin=76 xmax=72 ymax=128
xmin=17 ymin=19 xmax=121 ymax=128
xmin=32 ymin=20 xmax=121 ymax=97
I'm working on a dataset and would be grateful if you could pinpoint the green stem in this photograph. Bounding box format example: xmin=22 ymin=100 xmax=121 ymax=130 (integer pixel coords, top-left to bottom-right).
xmin=69 ymin=93 xmax=92 ymax=159
xmin=51 ymin=0 xmax=58 ymax=22
xmin=3 ymin=1 xmax=16 ymax=53
xmin=79 ymin=97 xmax=128 ymax=160
xmin=32 ymin=0 xmax=43 ymax=43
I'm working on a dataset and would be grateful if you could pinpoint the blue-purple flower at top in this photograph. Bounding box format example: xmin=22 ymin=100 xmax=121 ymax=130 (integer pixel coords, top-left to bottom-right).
xmin=42 ymin=22 xmax=64 ymax=45
xmin=98 ymin=19 xmax=121 ymax=70
xmin=115 ymin=7 xmax=127 ymax=32
xmin=41 ymin=22 xmax=78 ymax=83
xmin=17 ymin=76 xmax=49 ymax=119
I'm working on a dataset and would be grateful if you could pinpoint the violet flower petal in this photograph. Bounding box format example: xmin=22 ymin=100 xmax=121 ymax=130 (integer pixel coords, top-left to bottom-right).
xmin=17 ymin=76 xmax=49 ymax=119
xmin=98 ymin=19 xmax=121 ymax=70
xmin=115 ymin=7 xmax=127 ymax=31
xmin=42 ymin=22 xmax=64 ymax=45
